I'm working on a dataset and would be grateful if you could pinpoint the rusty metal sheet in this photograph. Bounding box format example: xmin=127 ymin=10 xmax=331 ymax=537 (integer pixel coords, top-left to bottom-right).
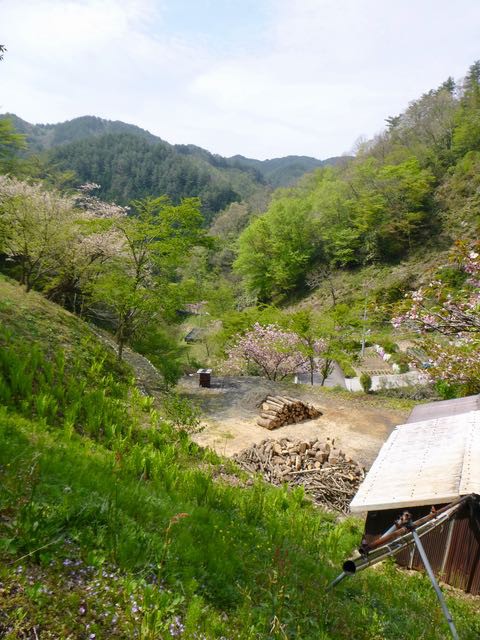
xmin=364 ymin=502 xmax=480 ymax=595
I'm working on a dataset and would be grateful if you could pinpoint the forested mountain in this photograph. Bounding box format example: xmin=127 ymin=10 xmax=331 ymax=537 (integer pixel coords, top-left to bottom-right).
xmin=234 ymin=66 xmax=480 ymax=301
xmin=1 ymin=114 xmax=343 ymax=220
xmin=4 ymin=113 xmax=159 ymax=151
xmin=46 ymin=133 xmax=260 ymax=221
xmin=227 ymin=154 xmax=349 ymax=187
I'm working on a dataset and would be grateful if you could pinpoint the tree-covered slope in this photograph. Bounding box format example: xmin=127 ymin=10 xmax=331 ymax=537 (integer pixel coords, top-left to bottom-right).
xmin=234 ymin=65 xmax=480 ymax=302
xmin=0 ymin=114 xmax=345 ymax=219
xmin=227 ymin=153 xmax=350 ymax=187
xmin=47 ymin=132 xmax=253 ymax=221
xmin=3 ymin=113 xmax=159 ymax=151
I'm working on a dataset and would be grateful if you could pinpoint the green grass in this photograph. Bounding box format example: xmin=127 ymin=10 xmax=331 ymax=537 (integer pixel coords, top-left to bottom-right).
xmin=1 ymin=275 xmax=479 ymax=639
xmin=296 ymin=382 xmax=420 ymax=412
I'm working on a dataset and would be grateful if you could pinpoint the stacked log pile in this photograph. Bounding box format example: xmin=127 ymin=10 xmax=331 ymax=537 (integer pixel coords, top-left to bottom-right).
xmin=256 ymin=395 xmax=322 ymax=429
xmin=233 ymin=437 xmax=365 ymax=514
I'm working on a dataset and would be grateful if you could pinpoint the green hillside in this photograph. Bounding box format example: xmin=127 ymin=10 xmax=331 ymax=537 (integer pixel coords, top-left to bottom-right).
xmin=0 ymin=275 xmax=479 ymax=639
xmin=3 ymin=113 xmax=160 ymax=151
xmin=0 ymin=114 xmax=346 ymax=221
xmin=234 ymin=69 xmax=480 ymax=303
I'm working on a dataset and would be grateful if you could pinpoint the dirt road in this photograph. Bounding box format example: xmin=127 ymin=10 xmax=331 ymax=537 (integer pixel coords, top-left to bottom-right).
xmin=180 ymin=375 xmax=407 ymax=468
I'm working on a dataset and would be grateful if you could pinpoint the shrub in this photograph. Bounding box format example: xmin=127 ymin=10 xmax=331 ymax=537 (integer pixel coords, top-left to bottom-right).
xmin=337 ymin=359 xmax=356 ymax=378
xmin=378 ymin=339 xmax=399 ymax=354
xmin=390 ymin=352 xmax=410 ymax=373
xmin=360 ymin=372 xmax=372 ymax=393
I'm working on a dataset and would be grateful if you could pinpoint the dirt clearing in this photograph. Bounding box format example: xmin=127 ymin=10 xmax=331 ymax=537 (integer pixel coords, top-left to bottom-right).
xmin=180 ymin=376 xmax=407 ymax=468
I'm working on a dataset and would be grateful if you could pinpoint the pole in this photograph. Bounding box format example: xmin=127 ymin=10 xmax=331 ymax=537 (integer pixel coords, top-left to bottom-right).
xmin=409 ymin=526 xmax=459 ymax=640
xmin=360 ymin=295 xmax=368 ymax=357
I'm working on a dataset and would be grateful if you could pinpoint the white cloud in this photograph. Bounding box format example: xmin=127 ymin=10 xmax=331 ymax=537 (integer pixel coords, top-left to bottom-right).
xmin=1 ymin=0 xmax=480 ymax=158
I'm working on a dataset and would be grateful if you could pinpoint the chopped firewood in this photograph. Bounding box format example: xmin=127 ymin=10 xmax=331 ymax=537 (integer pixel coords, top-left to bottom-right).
xmin=233 ymin=437 xmax=364 ymax=514
xmin=256 ymin=395 xmax=322 ymax=429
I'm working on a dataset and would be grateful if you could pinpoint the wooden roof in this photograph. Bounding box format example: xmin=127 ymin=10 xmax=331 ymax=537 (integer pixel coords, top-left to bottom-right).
xmin=350 ymin=410 xmax=480 ymax=513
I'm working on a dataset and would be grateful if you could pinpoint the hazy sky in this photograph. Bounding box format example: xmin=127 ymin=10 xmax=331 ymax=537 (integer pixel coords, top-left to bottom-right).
xmin=1 ymin=0 xmax=480 ymax=159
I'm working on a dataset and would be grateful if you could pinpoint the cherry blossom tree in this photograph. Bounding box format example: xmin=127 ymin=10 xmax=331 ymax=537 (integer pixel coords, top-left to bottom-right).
xmin=226 ymin=323 xmax=306 ymax=380
xmin=45 ymin=183 xmax=127 ymax=312
xmin=392 ymin=241 xmax=479 ymax=394
xmin=226 ymin=322 xmax=329 ymax=382
xmin=0 ymin=175 xmax=77 ymax=291
xmin=392 ymin=243 xmax=479 ymax=335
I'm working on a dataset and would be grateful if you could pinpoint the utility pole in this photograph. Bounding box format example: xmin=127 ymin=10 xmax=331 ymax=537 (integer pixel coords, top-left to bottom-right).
xmin=360 ymin=293 xmax=368 ymax=358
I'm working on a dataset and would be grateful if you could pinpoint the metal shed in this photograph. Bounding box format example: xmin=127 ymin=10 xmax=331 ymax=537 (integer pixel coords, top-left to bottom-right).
xmin=406 ymin=394 xmax=480 ymax=424
xmin=350 ymin=409 xmax=480 ymax=594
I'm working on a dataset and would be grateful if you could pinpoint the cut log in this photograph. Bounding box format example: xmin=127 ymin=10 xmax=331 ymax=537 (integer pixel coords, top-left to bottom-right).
xmin=256 ymin=417 xmax=279 ymax=429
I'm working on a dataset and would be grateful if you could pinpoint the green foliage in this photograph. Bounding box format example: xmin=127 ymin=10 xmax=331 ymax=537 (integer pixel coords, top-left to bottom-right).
xmin=0 ymin=117 xmax=26 ymax=172
xmin=0 ymin=325 xmax=135 ymax=443
xmin=235 ymin=156 xmax=435 ymax=300
xmin=233 ymin=62 xmax=480 ymax=303
xmin=132 ymin=325 xmax=186 ymax=387
xmin=360 ymin=372 xmax=372 ymax=393
xmin=91 ymin=196 xmax=205 ymax=358
xmin=435 ymin=380 xmax=459 ymax=400
xmin=234 ymin=197 xmax=322 ymax=301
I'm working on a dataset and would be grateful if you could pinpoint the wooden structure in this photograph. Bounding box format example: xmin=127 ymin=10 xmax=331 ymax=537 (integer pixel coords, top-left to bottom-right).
xmin=350 ymin=408 xmax=480 ymax=594
xmin=197 ymin=368 xmax=212 ymax=388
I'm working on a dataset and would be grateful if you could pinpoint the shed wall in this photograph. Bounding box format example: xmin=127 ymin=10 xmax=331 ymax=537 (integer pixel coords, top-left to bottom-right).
xmin=364 ymin=503 xmax=480 ymax=595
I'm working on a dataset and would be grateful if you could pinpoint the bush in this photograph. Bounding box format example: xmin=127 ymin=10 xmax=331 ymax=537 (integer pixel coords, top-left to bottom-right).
xmin=360 ymin=372 xmax=372 ymax=393
xmin=390 ymin=352 xmax=410 ymax=373
xmin=376 ymin=384 xmax=438 ymax=401
xmin=377 ymin=339 xmax=399 ymax=354
xmin=435 ymin=380 xmax=461 ymax=400
xmin=337 ymin=359 xmax=356 ymax=378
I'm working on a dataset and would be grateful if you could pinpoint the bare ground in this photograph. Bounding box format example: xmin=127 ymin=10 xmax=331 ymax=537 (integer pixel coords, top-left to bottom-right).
xmin=180 ymin=375 xmax=407 ymax=468
xmin=89 ymin=325 xmax=405 ymax=470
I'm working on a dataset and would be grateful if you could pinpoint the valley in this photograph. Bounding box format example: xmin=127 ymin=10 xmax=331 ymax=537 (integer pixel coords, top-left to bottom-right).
xmin=0 ymin=44 xmax=479 ymax=639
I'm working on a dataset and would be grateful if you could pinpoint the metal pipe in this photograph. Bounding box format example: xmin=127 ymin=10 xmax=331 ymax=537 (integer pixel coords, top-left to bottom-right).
xmin=328 ymin=571 xmax=347 ymax=589
xmin=328 ymin=498 xmax=468 ymax=590
xmin=410 ymin=526 xmax=459 ymax=640
xmin=362 ymin=496 xmax=470 ymax=554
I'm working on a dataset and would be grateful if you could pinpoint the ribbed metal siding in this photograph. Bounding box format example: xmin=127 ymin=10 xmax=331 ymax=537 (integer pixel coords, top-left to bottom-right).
xmin=364 ymin=503 xmax=480 ymax=595
xmin=443 ymin=506 xmax=480 ymax=592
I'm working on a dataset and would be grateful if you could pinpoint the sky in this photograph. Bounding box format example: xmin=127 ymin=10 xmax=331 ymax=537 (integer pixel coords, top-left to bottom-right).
xmin=1 ymin=0 xmax=480 ymax=160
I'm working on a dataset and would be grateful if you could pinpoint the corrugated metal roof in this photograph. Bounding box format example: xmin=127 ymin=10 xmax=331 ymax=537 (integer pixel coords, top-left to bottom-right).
xmin=350 ymin=411 xmax=480 ymax=512
xmin=407 ymin=394 xmax=480 ymax=423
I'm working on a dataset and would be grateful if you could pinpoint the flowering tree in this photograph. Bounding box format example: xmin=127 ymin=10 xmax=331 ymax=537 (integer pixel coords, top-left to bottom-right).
xmin=0 ymin=175 xmax=77 ymax=291
xmin=46 ymin=183 xmax=127 ymax=312
xmin=226 ymin=322 xmax=329 ymax=382
xmin=392 ymin=241 xmax=480 ymax=394
xmin=226 ymin=323 xmax=306 ymax=380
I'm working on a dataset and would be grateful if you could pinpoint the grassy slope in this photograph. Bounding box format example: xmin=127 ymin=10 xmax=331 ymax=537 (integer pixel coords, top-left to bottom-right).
xmin=293 ymin=248 xmax=450 ymax=315
xmin=0 ymin=277 xmax=479 ymax=639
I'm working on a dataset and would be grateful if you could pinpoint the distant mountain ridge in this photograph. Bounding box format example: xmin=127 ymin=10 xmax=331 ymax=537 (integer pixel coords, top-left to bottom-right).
xmin=2 ymin=113 xmax=348 ymax=220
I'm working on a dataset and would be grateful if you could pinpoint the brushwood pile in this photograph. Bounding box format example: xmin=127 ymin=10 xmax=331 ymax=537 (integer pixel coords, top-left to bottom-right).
xmin=234 ymin=437 xmax=365 ymax=514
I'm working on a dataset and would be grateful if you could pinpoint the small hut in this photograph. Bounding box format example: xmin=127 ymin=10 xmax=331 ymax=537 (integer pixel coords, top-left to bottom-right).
xmin=350 ymin=405 xmax=480 ymax=594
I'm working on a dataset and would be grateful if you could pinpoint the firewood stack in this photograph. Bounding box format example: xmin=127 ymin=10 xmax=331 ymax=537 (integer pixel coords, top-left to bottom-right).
xmin=234 ymin=437 xmax=365 ymax=514
xmin=256 ymin=395 xmax=322 ymax=430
